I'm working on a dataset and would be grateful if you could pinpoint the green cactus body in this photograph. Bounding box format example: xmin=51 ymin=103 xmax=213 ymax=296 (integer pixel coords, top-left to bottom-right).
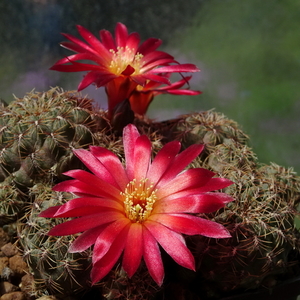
xmin=18 ymin=183 xmax=94 ymax=299
xmin=0 ymin=88 xmax=106 ymax=225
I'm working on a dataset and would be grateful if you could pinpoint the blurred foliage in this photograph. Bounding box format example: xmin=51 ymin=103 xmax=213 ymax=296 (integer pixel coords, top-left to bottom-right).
xmin=149 ymin=0 xmax=300 ymax=172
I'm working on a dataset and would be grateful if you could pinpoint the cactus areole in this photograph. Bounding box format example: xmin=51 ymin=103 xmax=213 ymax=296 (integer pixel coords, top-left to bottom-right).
xmin=39 ymin=124 xmax=234 ymax=286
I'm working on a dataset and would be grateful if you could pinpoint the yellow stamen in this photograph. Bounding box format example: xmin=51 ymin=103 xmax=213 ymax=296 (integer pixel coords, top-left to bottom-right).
xmin=109 ymin=46 xmax=144 ymax=75
xmin=121 ymin=178 xmax=157 ymax=223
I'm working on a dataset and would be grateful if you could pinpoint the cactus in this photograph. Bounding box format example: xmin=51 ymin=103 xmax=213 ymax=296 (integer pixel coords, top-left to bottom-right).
xmin=0 ymin=87 xmax=106 ymax=225
xmin=186 ymin=140 xmax=300 ymax=298
xmin=0 ymin=89 xmax=299 ymax=299
xmin=18 ymin=183 xmax=95 ymax=299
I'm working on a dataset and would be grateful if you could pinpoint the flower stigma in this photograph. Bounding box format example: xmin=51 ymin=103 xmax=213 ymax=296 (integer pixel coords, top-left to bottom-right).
xmin=109 ymin=46 xmax=144 ymax=75
xmin=121 ymin=178 xmax=157 ymax=223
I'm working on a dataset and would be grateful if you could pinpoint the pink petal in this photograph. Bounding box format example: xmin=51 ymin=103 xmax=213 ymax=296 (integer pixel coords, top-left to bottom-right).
xmin=76 ymin=25 xmax=111 ymax=61
xmin=126 ymin=32 xmax=140 ymax=52
xmin=61 ymin=32 xmax=100 ymax=56
xmin=50 ymin=60 xmax=103 ymax=72
xmin=115 ymin=22 xmax=128 ymax=48
xmin=150 ymin=214 xmax=231 ymax=238
xmin=39 ymin=205 xmax=62 ymax=218
xmin=147 ymin=63 xmax=200 ymax=74
xmin=100 ymin=29 xmax=116 ymax=51
xmin=155 ymin=144 xmax=204 ymax=188
xmin=167 ymin=89 xmax=202 ymax=96
xmin=141 ymin=58 xmax=177 ymax=72
xmin=48 ymin=211 xmax=123 ymax=236
xmin=90 ymin=146 xmax=129 ymax=190
xmin=142 ymin=227 xmax=164 ymax=286
xmin=69 ymin=224 xmax=106 ymax=253
xmin=53 ymin=196 xmax=123 ymax=218
xmin=53 ymin=179 xmax=119 ymax=199
xmin=144 ymin=220 xmax=195 ymax=271
xmin=122 ymin=223 xmax=143 ymax=277
xmin=142 ymin=51 xmax=174 ymax=66
xmin=193 ymin=178 xmax=234 ymax=193
xmin=78 ymin=71 xmax=116 ymax=90
xmin=52 ymin=52 xmax=105 ymax=66
xmin=133 ymin=135 xmax=152 ymax=180
xmin=92 ymin=219 xmax=130 ymax=264
xmin=147 ymin=141 xmax=181 ymax=184
xmin=63 ymin=169 xmax=121 ymax=199
xmin=156 ymin=168 xmax=215 ymax=200
xmin=140 ymin=74 xmax=171 ymax=85
xmin=123 ymin=124 xmax=140 ymax=180
xmin=73 ymin=147 xmax=116 ymax=180
xmin=154 ymin=193 xmax=233 ymax=214
xmin=137 ymin=38 xmax=162 ymax=55
xmin=91 ymin=224 xmax=130 ymax=285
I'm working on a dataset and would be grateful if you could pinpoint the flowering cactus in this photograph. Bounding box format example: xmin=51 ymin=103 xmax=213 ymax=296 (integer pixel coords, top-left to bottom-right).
xmin=39 ymin=124 xmax=234 ymax=286
xmin=50 ymin=23 xmax=201 ymax=117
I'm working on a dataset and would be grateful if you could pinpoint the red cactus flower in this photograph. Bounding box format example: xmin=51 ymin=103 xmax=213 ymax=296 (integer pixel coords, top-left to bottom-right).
xmin=39 ymin=124 xmax=234 ymax=286
xmin=50 ymin=23 xmax=200 ymax=116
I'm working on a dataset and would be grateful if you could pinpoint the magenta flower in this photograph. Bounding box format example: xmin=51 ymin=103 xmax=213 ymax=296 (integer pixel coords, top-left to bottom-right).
xmin=50 ymin=23 xmax=200 ymax=116
xmin=39 ymin=124 xmax=234 ymax=286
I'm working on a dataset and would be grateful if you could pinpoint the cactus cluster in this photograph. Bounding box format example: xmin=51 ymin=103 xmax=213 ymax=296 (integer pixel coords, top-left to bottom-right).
xmin=0 ymin=89 xmax=299 ymax=299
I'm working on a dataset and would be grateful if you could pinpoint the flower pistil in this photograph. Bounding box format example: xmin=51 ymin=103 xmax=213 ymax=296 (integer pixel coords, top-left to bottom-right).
xmin=122 ymin=178 xmax=157 ymax=223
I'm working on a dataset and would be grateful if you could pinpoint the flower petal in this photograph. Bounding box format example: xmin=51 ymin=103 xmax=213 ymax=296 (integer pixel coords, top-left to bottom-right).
xmin=147 ymin=63 xmax=200 ymax=74
xmin=156 ymin=168 xmax=215 ymax=200
xmin=115 ymin=22 xmax=128 ymax=48
xmin=91 ymin=224 xmax=130 ymax=285
xmin=93 ymin=218 xmax=130 ymax=264
xmin=155 ymin=144 xmax=204 ymax=188
xmin=48 ymin=211 xmax=123 ymax=236
xmin=69 ymin=224 xmax=106 ymax=253
xmin=149 ymin=214 xmax=231 ymax=238
xmin=123 ymin=124 xmax=140 ymax=180
xmin=53 ymin=196 xmax=123 ymax=218
xmin=137 ymin=38 xmax=162 ymax=55
xmin=63 ymin=169 xmax=121 ymax=199
xmin=122 ymin=223 xmax=143 ymax=277
xmin=153 ymin=193 xmax=234 ymax=214
xmin=73 ymin=148 xmax=118 ymax=186
xmin=133 ymin=135 xmax=152 ymax=180
xmin=144 ymin=220 xmax=195 ymax=271
xmin=90 ymin=146 xmax=129 ymax=190
xmin=147 ymin=141 xmax=181 ymax=184
xmin=142 ymin=227 xmax=164 ymax=286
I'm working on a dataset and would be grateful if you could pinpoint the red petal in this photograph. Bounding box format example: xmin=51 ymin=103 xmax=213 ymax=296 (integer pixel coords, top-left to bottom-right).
xmin=90 ymin=146 xmax=129 ymax=190
xmin=144 ymin=220 xmax=195 ymax=271
xmin=156 ymin=168 xmax=215 ymax=200
xmin=61 ymin=32 xmax=100 ymax=56
xmin=137 ymin=38 xmax=162 ymax=55
xmin=140 ymin=74 xmax=171 ymax=85
xmin=100 ymin=29 xmax=116 ymax=51
xmin=147 ymin=141 xmax=181 ymax=185
xmin=91 ymin=224 xmax=130 ymax=285
xmin=39 ymin=205 xmax=62 ymax=218
xmin=167 ymin=89 xmax=202 ymax=96
xmin=123 ymin=124 xmax=141 ymax=180
xmin=142 ymin=227 xmax=164 ymax=286
xmin=122 ymin=223 xmax=143 ymax=277
xmin=115 ymin=22 xmax=128 ymax=48
xmin=142 ymin=51 xmax=174 ymax=66
xmin=133 ymin=135 xmax=152 ymax=181
xmin=78 ymin=71 xmax=116 ymax=90
xmin=53 ymin=179 xmax=119 ymax=199
xmin=63 ymin=169 xmax=121 ymax=199
xmin=147 ymin=63 xmax=200 ymax=74
xmin=194 ymin=178 xmax=234 ymax=193
xmin=53 ymin=197 xmax=123 ymax=218
xmin=141 ymin=58 xmax=177 ymax=72
xmin=154 ymin=193 xmax=233 ymax=214
xmin=126 ymin=32 xmax=140 ymax=51
xmin=93 ymin=219 xmax=130 ymax=263
xmin=76 ymin=25 xmax=111 ymax=61
xmin=150 ymin=214 xmax=231 ymax=238
xmin=69 ymin=224 xmax=106 ymax=253
xmin=48 ymin=211 xmax=123 ymax=236
xmin=156 ymin=144 xmax=205 ymax=188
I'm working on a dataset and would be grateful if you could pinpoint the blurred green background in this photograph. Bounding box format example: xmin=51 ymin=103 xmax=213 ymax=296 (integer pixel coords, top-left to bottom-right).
xmin=1 ymin=0 xmax=299 ymax=173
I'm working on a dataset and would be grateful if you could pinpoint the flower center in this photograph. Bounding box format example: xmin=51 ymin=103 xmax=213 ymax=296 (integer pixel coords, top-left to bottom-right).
xmin=109 ymin=46 xmax=144 ymax=75
xmin=121 ymin=178 xmax=157 ymax=223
